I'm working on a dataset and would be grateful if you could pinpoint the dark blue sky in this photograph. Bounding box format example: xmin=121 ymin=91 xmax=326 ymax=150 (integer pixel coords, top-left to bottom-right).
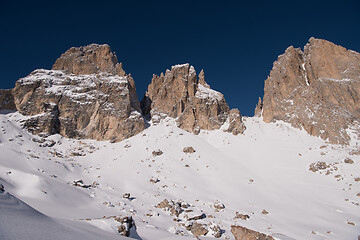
xmin=1 ymin=0 xmax=359 ymax=116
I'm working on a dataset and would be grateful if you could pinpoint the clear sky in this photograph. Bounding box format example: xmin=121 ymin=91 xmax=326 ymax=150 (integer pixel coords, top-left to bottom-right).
xmin=1 ymin=0 xmax=359 ymax=116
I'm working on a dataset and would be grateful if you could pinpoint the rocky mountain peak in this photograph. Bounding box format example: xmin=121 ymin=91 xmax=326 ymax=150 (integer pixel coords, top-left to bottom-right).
xmin=141 ymin=64 xmax=245 ymax=135
xmin=3 ymin=44 xmax=145 ymax=142
xmin=260 ymin=37 xmax=360 ymax=144
xmin=52 ymin=43 xmax=126 ymax=76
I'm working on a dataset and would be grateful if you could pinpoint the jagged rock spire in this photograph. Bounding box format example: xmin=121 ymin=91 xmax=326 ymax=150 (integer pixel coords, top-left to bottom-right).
xmin=141 ymin=63 xmax=245 ymax=135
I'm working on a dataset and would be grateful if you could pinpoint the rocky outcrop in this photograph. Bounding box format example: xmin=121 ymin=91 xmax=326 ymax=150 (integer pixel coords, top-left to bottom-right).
xmin=141 ymin=64 xmax=245 ymax=134
xmin=10 ymin=44 xmax=144 ymax=141
xmin=259 ymin=38 xmax=360 ymax=144
xmin=231 ymin=225 xmax=274 ymax=240
xmin=0 ymin=89 xmax=16 ymax=111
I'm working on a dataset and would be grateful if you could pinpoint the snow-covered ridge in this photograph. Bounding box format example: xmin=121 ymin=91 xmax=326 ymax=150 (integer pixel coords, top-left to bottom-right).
xmin=0 ymin=189 xmax=130 ymax=240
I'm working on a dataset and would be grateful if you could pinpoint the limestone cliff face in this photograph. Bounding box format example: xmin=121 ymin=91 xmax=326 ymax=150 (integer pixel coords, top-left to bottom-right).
xmin=142 ymin=63 xmax=245 ymax=135
xmin=11 ymin=44 xmax=144 ymax=142
xmin=259 ymin=37 xmax=360 ymax=144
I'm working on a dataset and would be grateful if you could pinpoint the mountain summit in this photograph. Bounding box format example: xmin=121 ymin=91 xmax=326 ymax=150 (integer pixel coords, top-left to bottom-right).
xmin=257 ymin=37 xmax=360 ymax=144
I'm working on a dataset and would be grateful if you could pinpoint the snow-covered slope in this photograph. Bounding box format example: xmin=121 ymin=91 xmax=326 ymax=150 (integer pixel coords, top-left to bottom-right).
xmin=0 ymin=189 xmax=130 ymax=240
xmin=0 ymin=111 xmax=359 ymax=239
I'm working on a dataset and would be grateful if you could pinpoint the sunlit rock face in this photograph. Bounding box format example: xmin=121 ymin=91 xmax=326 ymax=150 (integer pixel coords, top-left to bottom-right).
xmin=11 ymin=44 xmax=144 ymax=142
xmin=142 ymin=63 xmax=245 ymax=135
xmin=258 ymin=37 xmax=360 ymax=144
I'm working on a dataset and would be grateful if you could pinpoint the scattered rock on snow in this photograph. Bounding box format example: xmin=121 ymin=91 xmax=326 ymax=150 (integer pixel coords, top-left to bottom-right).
xmin=187 ymin=213 xmax=206 ymax=221
xmin=156 ymin=199 xmax=172 ymax=209
xmin=344 ymin=158 xmax=354 ymax=164
xmin=116 ymin=216 xmax=134 ymax=236
xmin=170 ymin=203 xmax=183 ymax=217
xmin=98 ymin=215 xmax=135 ymax=237
xmin=262 ymin=209 xmax=269 ymax=215
xmin=234 ymin=212 xmax=250 ymax=220
xmin=149 ymin=178 xmax=160 ymax=184
xmin=156 ymin=199 xmax=185 ymax=217
xmin=123 ymin=193 xmax=131 ymax=199
xmin=347 ymin=220 xmax=356 ymax=226
xmin=72 ymin=180 xmax=95 ymax=188
xmin=213 ymin=201 xmax=225 ymax=211
xmin=209 ymin=223 xmax=223 ymax=238
xmin=32 ymin=137 xmax=45 ymax=143
xmin=38 ymin=139 xmax=56 ymax=147
xmin=70 ymin=150 xmax=86 ymax=157
xmin=152 ymin=149 xmax=163 ymax=156
xmin=183 ymin=146 xmax=196 ymax=153
xmin=309 ymin=161 xmax=328 ymax=172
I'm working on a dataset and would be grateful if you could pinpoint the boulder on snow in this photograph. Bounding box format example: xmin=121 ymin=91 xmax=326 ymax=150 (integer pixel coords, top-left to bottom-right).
xmin=210 ymin=224 xmax=223 ymax=238
xmin=123 ymin=193 xmax=131 ymax=199
xmin=231 ymin=225 xmax=274 ymax=240
xmin=152 ymin=149 xmax=163 ymax=156
xmin=213 ymin=201 xmax=225 ymax=211
xmin=234 ymin=212 xmax=250 ymax=220
xmin=156 ymin=199 xmax=172 ymax=209
xmin=183 ymin=146 xmax=196 ymax=153
xmin=115 ymin=216 xmax=134 ymax=236
xmin=262 ymin=209 xmax=269 ymax=215
xmin=190 ymin=222 xmax=208 ymax=237
xmin=344 ymin=158 xmax=354 ymax=164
